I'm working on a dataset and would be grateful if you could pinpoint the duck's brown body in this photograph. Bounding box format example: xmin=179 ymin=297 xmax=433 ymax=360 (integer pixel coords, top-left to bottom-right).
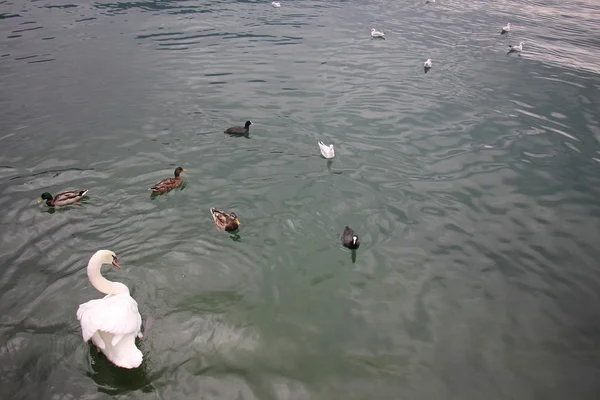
xmin=149 ymin=167 xmax=186 ymax=194
xmin=210 ymin=208 xmax=240 ymax=231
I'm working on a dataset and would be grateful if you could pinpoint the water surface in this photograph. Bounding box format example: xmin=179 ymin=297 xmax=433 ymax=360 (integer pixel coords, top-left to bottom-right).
xmin=1 ymin=0 xmax=600 ymax=399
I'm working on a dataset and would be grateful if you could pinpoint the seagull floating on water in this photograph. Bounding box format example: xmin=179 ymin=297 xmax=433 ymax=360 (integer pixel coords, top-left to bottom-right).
xmin=271 ymin=1 xmax=281 ymax=7
xmin=318 ymin=141 xmax=335 ymax=159
xmin=371 ymin=28 xmax=385 ymax=39
xmin=423 ymin=58 xmax=432 ymax=73
xmin=501 ymin=23 xmax=511 ymax=35
xmin=507 ymin=42 xmax=524 ymax=55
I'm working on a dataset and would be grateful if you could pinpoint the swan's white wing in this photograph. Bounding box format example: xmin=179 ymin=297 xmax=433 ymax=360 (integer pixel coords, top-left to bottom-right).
xmin=77 ymin=294 xmax=142 ymax=345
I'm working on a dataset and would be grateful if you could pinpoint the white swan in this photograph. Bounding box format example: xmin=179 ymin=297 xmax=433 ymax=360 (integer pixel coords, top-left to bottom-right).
xmin=77 ymin=250 xmax=143 ymax=369
xmin=501 ymin=22 xmax=511 ymax=35
xmin=371 ymin=28 xmax=385 ymax=39
xmin=318 ymin=141 xmax=335 ymax=159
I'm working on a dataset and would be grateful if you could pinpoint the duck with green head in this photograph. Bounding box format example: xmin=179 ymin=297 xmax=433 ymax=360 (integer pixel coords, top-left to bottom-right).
xmin=38 ymin=189 xmax=89 ymax=207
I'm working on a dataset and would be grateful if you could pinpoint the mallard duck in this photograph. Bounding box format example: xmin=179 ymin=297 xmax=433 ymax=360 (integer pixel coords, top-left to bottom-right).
xmin=149 ymin=167 xmax=186 ymax=194
xmin=38 ymin=189 xmax=88 ymax=207
xmin=224 ymin=121 xmax=252 ymax=135
xmin=210 ymin=207 xmax=240 ymax=231
xmin=341 ymin=226 xmax=360 ymax=249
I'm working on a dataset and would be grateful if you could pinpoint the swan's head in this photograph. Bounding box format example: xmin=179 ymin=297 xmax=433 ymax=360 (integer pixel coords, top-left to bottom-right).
xmin=507 ymin=23 xmax=511 ymax=28
xmin=96 ymin=250 xmax=120 ymax=269
xmin=371 ymin=28 xmax=376 ymax=32
xmin=520 ymin=42 xmax=525 ymax=46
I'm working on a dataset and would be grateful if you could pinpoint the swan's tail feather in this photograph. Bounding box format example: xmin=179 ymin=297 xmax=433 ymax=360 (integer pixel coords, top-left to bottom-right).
xmin=95 ymin=331 xmax=143 ymax=369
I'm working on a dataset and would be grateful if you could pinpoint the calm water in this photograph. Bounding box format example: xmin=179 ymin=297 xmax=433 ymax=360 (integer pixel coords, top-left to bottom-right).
xmin=1 ymin=0 xmax=600 ymax=398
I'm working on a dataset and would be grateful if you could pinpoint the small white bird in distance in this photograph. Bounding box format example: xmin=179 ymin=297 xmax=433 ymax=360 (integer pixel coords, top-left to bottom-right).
xmin=424 ymin=58 xmax=432 ymax=73
xmin=272 ymin=1 xmax=281 ymax=7
xmin=318 ymin=141 xmax=335 ymax=159
xmin=507 ymin=42 xmax=524 ymax=55
xmin=501 ymin=23 xmax=511 ymax=35
xmin=371 ymin=28 xmax=385 ymax=39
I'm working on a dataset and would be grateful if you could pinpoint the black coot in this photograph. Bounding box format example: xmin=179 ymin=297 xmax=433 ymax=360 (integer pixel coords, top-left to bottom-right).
xmin=341 ymin=226 xmax=360 ymax=249
xmin=224 ymin=120 xmax=253 ymax=135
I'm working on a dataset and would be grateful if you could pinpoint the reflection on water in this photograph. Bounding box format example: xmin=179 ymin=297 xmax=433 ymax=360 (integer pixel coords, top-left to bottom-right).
xmin=1 ymin=0 xmax=600 ymax=399
xmin=88 ymin=344 xmax=155 ymax=394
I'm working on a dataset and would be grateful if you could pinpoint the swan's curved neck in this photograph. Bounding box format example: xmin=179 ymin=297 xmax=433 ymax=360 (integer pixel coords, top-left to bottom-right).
xmin=87 ymin=253 xmax=129 ymax=295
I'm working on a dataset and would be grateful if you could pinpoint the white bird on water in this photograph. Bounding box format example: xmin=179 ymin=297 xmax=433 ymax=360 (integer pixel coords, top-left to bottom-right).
xmin=318 ymin=141 xmax=335 ymax=159
xmin=77 ymin=250 xmax=144 ymax=369
xmin=424 ymin=58 xmax=432 ymax=68
xmin=501 ymin=23 xmax=511 ymax=35
xmin=272 ymin=1 xmax=281 ymax=7
xmin=507 ymin=42 xmax=524 ymax=54
xmin=371 ymin=28 xmax=385 ymax=39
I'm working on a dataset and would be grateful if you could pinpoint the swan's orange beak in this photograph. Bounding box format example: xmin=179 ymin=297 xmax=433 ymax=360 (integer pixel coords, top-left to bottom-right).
xmin=112 ymin=256 xmax=121 ymax=269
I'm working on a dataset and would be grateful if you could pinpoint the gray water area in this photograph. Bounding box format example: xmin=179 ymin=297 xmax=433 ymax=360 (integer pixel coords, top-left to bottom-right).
xmin=1 ymin=0 xmax=600 ymax=399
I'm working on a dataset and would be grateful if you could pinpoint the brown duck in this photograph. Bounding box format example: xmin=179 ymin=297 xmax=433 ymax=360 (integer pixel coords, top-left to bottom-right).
xmin=210 ymin=207 xmax=240 ymax=231
xmin=149 ymin=167 xmax=186 ymax=194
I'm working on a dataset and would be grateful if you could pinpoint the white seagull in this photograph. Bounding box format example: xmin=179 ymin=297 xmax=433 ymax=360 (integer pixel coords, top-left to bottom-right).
xmin=318 ymin=141 xmax=335 ymax=159
xmin=424 ymin=58 xmax=432 ymax=68
xmin=371 ymin=28 xmax=385 ymax=39
xmin=507 ymin=42 xmax=524 ymax=54
xmin=272 ymin=1 xmax=281 ymax=7
xmin=501 ymin=23 xmax=511 ymax=35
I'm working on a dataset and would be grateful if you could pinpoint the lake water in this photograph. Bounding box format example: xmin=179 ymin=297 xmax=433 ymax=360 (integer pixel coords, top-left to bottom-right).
xmin=1 ymin=0 xmax=600 ymax=399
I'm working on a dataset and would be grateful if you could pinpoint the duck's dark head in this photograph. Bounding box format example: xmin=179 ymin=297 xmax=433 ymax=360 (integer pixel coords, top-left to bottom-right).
xmin=230 ymin=212 xmax=240 ymax=225
xmin=39 ymin=192 xmax=53 ymax=203
xmin=245 ymin=121 xmax=253 ymax=129
xmin=174 ymin=167 xmax=187 ymax=177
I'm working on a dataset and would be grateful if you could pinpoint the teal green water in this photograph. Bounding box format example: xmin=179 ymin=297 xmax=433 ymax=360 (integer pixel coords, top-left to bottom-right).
xmin=1 ymin=0 xmax=600 ymax=398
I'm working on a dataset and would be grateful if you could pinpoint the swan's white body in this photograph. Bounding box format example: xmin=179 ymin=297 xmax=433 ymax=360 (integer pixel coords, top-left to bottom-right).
xmin=371 ymin=28 xmax=385 ymax=38
xmin=77 ymin=250 xmax=143 ymax=369
xmin=318 ymin=141 xmax=335 ymax=159
xmin=501 ymin=23 xmax=511 ymax=34
xmin=272 ymin=1 xmax=281 ymax=7
xmin=424 ymin=58 xmax=433 ymax=68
